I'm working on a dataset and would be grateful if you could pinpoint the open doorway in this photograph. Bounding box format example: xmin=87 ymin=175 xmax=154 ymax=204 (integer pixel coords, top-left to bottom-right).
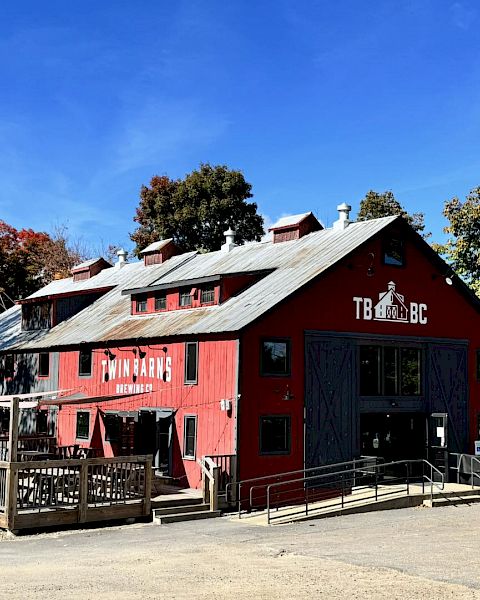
xmin=361 ymin=413 xmax=426 ymax=466
xmin=136 ymin=409 xmax=174 ymax=476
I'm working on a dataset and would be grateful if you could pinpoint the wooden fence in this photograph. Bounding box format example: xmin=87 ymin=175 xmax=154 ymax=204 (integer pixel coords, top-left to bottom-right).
xmin=0 ymin=455 xmax=152 ymax=531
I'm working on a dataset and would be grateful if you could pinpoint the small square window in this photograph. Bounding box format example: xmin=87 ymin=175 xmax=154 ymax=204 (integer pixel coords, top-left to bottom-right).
xmin=384 ymin=238 xmax=404 ymax=267
xmin=136 ymin=295 xmax=148 ymax=312
xmin=183 ymin=415 xmax=197 ymax=459
xmin=260 ymin=339 xmax=291 ymax=376
xmin=185 ymin=342 xmax=198 ymax=384
xmin=38 ymin=353 xmax=50 ymax=378
xmin=260 ymin=416 xmax=291 ymax=454
xmin=179 ymin=288 xmax=192 ymax=307
xmin=79 ymin=349 xmax=92 ymax=376
xmin=200 ymin=285 xmax=215 ymax=304
xmin=76 ymin=411 xmax=90 ymax=440
xmin=155 ymin=294 xmax=166 ymax=311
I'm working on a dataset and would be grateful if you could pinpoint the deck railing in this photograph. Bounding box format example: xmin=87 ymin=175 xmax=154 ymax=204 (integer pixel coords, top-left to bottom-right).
xmin=205 ymin=454 xmax=237 ymax=500
xmin=0 ymin=435 xmax=57 ymax=461
xmin=0 ymin=455 xmax=152 ymax=531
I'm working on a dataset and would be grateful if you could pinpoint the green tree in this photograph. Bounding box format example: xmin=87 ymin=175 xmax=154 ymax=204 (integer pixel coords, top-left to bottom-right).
xmin=357 ymin=190 xmax=426 ymax=234
xmin=130 ymin=164 xmax=264 ymax=255
xmin=434 ymin=187 xmax=480 ymax=295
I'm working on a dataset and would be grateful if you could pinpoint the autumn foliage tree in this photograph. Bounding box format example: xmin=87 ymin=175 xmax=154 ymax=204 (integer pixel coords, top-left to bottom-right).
xmin=357 ymin=190 xmax=426 ymax=235
xmin=0 ymin=221 xmax=85 ymax=310
xmin=433 ymin=188 xmax=480 ymax=295
xmin=130 ymin=164 xmax=265 ymax=255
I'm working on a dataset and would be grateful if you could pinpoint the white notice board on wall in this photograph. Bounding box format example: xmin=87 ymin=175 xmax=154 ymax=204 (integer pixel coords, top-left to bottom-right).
xmin=474 ymin=441 xmax=480 ymax=456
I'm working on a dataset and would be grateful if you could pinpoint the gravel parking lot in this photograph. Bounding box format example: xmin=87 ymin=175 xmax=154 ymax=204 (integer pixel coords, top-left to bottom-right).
xmin=1 ymin=504 xmax=480 ymax=599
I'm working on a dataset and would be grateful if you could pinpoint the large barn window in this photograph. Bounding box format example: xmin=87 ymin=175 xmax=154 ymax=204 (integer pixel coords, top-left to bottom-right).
xmin=383 ymin=238 xmax=405 ymax=267
xmin=260 ymin=416 xmax=291 ymax=454
xmin=200 ymin=285 xmax=215 ymax=304
xmin=179 ymin=288 xmax=192 ymax=307
xmin=76 ymin=411 xmax=90 ymax=440
xmin=183 ymin=415 xmax=197 ymax=459
xmin=184 ymin=342 xmax=198 ymax=384
xmin=260 ymin=339 xmax=291 ymax=376
xmin=154 ymin=293 xmax=166 ymax=311
xmin=359 ymin=345 xmax=421 ymax=396
xmin=136 ymin=295 xmax=148 ymax=313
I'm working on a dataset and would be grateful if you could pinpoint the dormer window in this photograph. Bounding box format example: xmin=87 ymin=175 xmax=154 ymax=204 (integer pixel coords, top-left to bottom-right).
xmin=179 ymin=288 xmax=192 ymax=307
xmin=136 ymin=295 xmax=148 ymax=313
xmin=200 ymin=285 xmax=215 ymax=304
xmin=155 ymin=293 xmax=167 ymax=311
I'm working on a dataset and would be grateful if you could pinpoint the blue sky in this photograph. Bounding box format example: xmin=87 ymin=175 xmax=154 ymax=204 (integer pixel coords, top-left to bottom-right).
xmin=1 ymin=0 xmax=479 ymax=253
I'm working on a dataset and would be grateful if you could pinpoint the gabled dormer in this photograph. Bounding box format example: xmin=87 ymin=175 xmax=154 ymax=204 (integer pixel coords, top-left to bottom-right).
xmin=140 ymin=239 xmax=180 ymax=266
xmin=72 ymin=257 xmax=112 ymax=282
xmin=269 ymin=212 xmax=323 ymax=243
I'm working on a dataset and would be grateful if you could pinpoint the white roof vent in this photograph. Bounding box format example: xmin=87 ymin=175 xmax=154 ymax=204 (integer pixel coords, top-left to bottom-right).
xmin=333 ymin=203 xmax=351 ymax=231
xmin=115 ymin=248 xmax=128 ymax=269
xmin=221 ymin=227 xmax=236 ymax=253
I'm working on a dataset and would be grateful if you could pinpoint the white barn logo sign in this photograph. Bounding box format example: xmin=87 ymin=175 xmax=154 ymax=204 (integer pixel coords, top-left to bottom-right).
xmin=353 ymin=281 xmax=428 ymax=325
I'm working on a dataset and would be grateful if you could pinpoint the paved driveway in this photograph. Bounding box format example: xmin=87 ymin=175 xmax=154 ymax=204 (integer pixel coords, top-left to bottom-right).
xmin=1 ymin=504 xmax=480 ymax=599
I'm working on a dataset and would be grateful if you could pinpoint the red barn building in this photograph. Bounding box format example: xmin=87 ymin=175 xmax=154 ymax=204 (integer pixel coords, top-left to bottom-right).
xmin=1 ymin=206 xmax=480 ymax=488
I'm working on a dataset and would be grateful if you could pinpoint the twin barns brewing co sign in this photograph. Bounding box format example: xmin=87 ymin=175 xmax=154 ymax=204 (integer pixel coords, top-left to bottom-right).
xmin=353 ymin=281 xmax=428 ymax=325
xmin=101 ymin=354 xmax=173 ymax=394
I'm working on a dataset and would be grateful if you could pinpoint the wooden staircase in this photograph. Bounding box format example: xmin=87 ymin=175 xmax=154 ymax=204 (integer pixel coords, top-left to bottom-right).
xmin=153 ymin=496 xmax=221 ymax=524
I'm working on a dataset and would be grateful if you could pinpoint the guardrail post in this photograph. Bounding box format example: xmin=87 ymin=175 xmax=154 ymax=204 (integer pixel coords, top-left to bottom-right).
xmin=6 ymin=464 xmax=18 ymax=531
xmin=209 ymin=465 xmax=219 ymax=512
xmin=375 ymin=469 xmax=378 ymax=501
xmin=230 ymin=456 xmax=238 ymax=505
xmin=8 ymin=398 xmax=19 ymax=463
xmin=143 ymin=457 xmax=152 ymax=516
xmin=78 ymin=461 xmax=88 ymax=523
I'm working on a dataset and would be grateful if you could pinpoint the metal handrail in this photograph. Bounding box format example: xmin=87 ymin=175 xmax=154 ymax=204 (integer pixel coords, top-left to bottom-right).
xmin=451 ymin=453 xmax=480 ymax=489
xmin=228 ymin=456 xmax=382 ymax=516
xmin=265 ymin=459 xmax=444 ymax=525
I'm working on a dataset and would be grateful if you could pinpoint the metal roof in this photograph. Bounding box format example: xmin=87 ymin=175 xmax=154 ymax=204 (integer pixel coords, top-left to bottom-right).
xmin=140 ymin=239 xmax=173 ymax=253
xmin=0 ymin=216 xmax=399 ymax=351
xmin=72 ymin=257 xmax=111 ymax=271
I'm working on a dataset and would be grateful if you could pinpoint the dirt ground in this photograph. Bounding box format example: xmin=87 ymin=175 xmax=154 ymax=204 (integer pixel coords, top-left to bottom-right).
xmin=1 ymin=504 xmax=480 ymax=599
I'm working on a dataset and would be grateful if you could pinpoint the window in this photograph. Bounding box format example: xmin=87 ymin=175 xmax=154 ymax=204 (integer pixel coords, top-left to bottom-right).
xmin=184 ymin=342 xmax=198 ymax=384
xmin=79 ymin=348 xmax=93 ymax=377
xmin=183 ymin=415 xmax=197 ymax=459
xmin=136 ymin=295 xmax=148 ymax=313
xmin=104 ymin=414 xmax=120 ymax=442
xmin=155 ymin=293 xmax=166 ymax=311
xmin=1 ymin=354 xmax=14 ymax=379
xmin=260 ymin=339 xmax=291 ymax=376
xmin=36 ymin=410 xmax=48 ymax=435
xmin=179 ymin=288 xmax=192 ymax=307
xmin=260 ymin=416 xmax=291 ymax=454
xmin=76 ymin=411 xmax=90 ymax=440
xmin=200 ymin=285 xmax=215 ymax=304
xmin=38 ymin=353 xmax=50 ymax=378
xmin=384 ymin=238 xmax=404 ymax=267
xmin=359 ymin=345 xmax=421 ymax=396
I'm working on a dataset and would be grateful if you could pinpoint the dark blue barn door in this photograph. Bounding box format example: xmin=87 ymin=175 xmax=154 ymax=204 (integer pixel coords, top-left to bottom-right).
xmin=305 ymin=336 xmax=358 ymax=469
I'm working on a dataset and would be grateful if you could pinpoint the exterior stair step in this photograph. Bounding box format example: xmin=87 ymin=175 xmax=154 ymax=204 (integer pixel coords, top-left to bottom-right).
xmin=424 ymin=494 xmax=480 ymax=508
xmin=152 ymin=496 xmax=204 ymax=509
xmin=154 ymin=503 xmax=210 ymax=518
xmin=156 ymin=510 xmax=221 ymax=524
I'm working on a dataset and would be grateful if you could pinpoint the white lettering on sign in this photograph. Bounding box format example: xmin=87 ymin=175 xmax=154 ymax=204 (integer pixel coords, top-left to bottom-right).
xmin=101 ymin=355 xmax=172 ymax=384
xmin=353 ymin=282 xmax=428 ymax=325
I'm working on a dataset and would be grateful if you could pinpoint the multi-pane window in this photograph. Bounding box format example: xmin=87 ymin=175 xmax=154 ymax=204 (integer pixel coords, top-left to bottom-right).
xmin=260 ymin=416 xmax=291 ymax=454
xmin=179 ymin=288 xmax=192 ymax=307
xmin=200 ymin=285 xmax=215 ymax=304
xmin=184 ymin=342 xmax=198 ymax=384
xmin=79 ymin=349 xmax=92 ymax=376
xmin=76 ymin=411 xmax=90 ymax=440
xmin=260 ymin=339 xmax=291 ymax=376
xmin=183 ymin=415 xmax=197 ymax=459
xmin=38 ymin=353 xmax=50 ymax=378
xmin=136 ymin=295 xmax=148 ymax=313
xmin=359 ymin=345 xmax=421 ymax=396
xmin=384 ymin=238 xmax=404 ymax=267
xmin=155 ymin=293 xmax=167 ymax=311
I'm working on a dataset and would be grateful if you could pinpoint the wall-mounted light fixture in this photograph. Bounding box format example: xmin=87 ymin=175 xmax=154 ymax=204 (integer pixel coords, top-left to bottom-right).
xmin=104 ymin=348 xmax=116 ymax=361
xmin=366 ymin=252 xmax=375 ymax=277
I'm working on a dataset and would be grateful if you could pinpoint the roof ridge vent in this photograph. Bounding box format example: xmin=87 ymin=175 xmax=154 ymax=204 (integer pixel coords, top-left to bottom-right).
xmin=115 ymin=248 xmax=128 ymax=269
xmin=221 ymin=227 xmax=236 ymax=253
xmin=333 ymin=203 xmax=351 ymax=231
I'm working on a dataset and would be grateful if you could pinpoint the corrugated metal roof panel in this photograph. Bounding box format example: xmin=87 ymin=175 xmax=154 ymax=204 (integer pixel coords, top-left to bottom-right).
xmin=4 ymin=217 xmax=399 ymax=350
xmin=269 ymin=212 xmax=311 ymax=229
